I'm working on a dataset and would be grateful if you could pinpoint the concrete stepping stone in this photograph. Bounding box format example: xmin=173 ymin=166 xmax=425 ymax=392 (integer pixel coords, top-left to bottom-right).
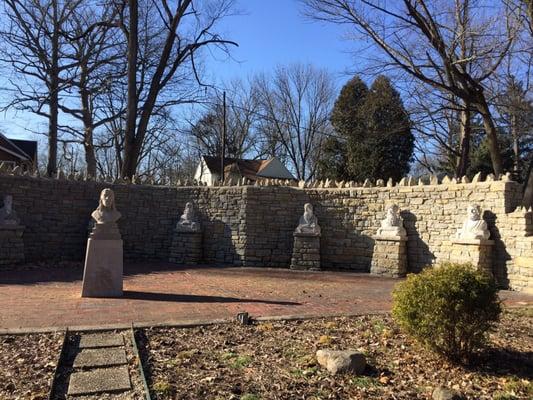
xmin=73 ymin=347 xmax=127 ymax=368
xmin=67 ymin=366 xmax=131 ymax=395
xmin=79 ymin=333 xmax=124 ymax=348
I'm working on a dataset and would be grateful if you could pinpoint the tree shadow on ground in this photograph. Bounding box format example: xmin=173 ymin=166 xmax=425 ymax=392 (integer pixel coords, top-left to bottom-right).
xmin=465 ymin=346 xmax=533 ymax=379
xmin=122 ymin=290 xmax=301 ymax=306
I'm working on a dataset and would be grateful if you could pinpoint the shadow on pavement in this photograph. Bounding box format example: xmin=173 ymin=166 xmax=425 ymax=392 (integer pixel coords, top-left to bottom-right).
xmin=122 ymin=290 xmax=301 ymax=305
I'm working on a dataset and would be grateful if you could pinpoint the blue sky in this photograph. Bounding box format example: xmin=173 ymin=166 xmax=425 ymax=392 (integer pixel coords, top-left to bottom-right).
xmin=206 ymin=0 xmax=356 ymax=83
xmin=0 ymin=0 xmax=359 ymax=140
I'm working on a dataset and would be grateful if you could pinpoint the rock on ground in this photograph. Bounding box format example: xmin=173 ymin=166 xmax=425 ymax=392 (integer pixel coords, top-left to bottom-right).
xmin=316 ymin=349 xmax=366 ymax=375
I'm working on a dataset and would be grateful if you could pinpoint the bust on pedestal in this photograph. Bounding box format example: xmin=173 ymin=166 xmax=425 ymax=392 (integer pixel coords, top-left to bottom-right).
xmin=451 ymin=204 xmax=493 ymax=276
xmin=371 ymin=204 xmax=408 ymax=277
xmin=169 ymin=202 xmax=202 ymax=264
xmin=81 ymin=188 xmax=123 ymax=297
xmin=0 ymin=195 xmax=25 ymax=265
xmin=290 ymin=203 xmax=321 ymax=271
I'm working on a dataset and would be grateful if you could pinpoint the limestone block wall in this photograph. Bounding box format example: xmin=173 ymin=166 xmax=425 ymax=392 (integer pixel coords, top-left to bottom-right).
xmin=0 ymin=175 xmax=246 ymax=265
xmin=494 ymin=209 xmax=533 ymax=293
xmin=0 ymin=173 xmax=530 ymax=292
xmin=243 ymin=186 xmax=308 ymax=267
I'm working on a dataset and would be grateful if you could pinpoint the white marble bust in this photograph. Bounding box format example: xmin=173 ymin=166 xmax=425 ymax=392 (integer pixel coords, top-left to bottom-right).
xmin=456 ymin=204 xmax=490 ymax=240
xmin=91 ymin=188 xmax=121 ymax=224
xmin=376 ymin=204 xmax=407 ymax=238
xmin=176 ymin=202 xmax=200 ymax=232
xmin=295 ymin=203 xmax=321 ymax=235
xmin=0 ymin=195 xmax=20 ymax=226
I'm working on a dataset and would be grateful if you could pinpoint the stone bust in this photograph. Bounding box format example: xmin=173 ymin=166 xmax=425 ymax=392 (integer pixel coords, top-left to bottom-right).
xmin=376 ymin=204 xmax=407 ymax=238
xmin=456 ymin=204 xmax=490 ymax=240
xmin=0 ymin=195 xmax=20 ymax=226
xmin=91 ymin=188 xmax=121 ymax=224
xmin=295 ymin=203 xmax=321 ymax=235
xmin=176 ymin=202 xmax=200 ymax=232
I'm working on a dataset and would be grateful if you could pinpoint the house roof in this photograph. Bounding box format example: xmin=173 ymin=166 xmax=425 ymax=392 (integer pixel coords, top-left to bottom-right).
xmin=0 ymin=133 xmax=32 ymax=162
xmin=11 ymin=139 xmax=37 ymax=163
xmin=202 ymin=156 xmax=274 ymax=181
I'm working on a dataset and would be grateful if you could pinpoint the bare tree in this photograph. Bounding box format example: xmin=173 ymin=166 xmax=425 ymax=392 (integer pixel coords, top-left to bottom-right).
xmin=255 ymin=64 xmax=335 ymax=180
xmin=59 ymin=0 xmax=124 ymax=178
xmin=188 ymin=79 xmax=261 ymax=159
xmin=515 ymin=0 xmax=533 ymax=206
xmin=119 ymin=0 xmax=237 ymax=179
xmin=0 ymin=0 xmax=83 ymax=176
xmin=303 ymin=0 xmax=523 ymax=176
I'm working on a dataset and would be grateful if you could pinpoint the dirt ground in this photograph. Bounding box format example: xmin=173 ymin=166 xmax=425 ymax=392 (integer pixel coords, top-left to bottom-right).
xmin=1 ymin=308 xmax=531 ymax=400
xmin=0 ymin=332 xmax=63 ymax=399
xmin=140 ymin=308 xmax=532 ymax=400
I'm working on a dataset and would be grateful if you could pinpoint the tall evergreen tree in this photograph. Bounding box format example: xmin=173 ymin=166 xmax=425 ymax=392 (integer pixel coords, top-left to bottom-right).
xmin=318 ymin=75 xmax=414 ymax=182
xmin=317 ymin=76 xmax=368 ymax=180
xmin=353 ymin=76 xmax=413 ymax=181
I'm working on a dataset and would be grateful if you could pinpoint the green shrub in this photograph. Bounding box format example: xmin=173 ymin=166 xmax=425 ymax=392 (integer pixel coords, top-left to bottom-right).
xmin=392 ymin=262 xmax=501 ymax=362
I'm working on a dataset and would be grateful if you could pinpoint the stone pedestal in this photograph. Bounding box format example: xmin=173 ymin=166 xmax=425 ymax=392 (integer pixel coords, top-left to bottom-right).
xmin=290 ymin=232 xmax=320 ymax=271
xmin=0 ymin=225 xmax=25 ymax=265
xmin=82 ymin=223 xmax=123 ymax=298
xmin=450 ymin=238 xmax=494 ymax=277
xmin=169 ymin=230 xmax=202 ymax=264
xmin=370 ymin=235 xmax=407 ymax=277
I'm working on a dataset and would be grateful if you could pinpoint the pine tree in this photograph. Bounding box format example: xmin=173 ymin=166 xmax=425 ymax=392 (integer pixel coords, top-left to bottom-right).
xmin=319 ymin=75 xmax=414 ymax=182
xmin=352 ymin=76 xmax=414 ymax=181
xmin=317 ymin=76 xmax=368 ymax=180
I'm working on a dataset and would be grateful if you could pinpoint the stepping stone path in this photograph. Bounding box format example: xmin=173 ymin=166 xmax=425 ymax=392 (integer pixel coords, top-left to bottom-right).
xmin=67 ymin=332 xmax=132 ymax=396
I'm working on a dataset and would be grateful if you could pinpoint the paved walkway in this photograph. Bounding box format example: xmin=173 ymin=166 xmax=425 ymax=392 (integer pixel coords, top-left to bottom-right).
xmin=1 ymin=264 xmax=531 ymax=332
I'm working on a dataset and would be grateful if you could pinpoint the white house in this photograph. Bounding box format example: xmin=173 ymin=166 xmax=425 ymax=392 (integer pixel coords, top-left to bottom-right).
xmin=194 ymin=156 xmax=296 ymax=186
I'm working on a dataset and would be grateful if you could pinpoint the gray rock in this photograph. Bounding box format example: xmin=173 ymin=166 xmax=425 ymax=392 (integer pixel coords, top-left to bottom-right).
xmin=316 ymin=349 xmax=366 ymax=375
xmin=432 ymin=386 xmax=464 ymax=400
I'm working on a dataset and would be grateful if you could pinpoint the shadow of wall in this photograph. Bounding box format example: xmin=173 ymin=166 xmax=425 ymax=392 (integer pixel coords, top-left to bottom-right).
xmin=484 ymin=210 xmax=510 ymax=287
xmin=307 ymin=189 xmax=375 ymax=271
xmin=243 ymin=186 xmax=309 ymax=268
xmin=402 ymin=210 xmax=435 ymax=272
xmin=195 ymin=187 xmax=245 ymax=266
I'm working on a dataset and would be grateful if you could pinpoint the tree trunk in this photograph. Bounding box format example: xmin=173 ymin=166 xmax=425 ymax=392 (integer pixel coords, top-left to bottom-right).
xmin=510 ymin=113 xmax=520 ymax=174
xmin=121 ymin=0 xmax=139 ymax=179
xmin=455 ymin=104 xmax=471 ymax=177
xmin=46 ymin=0 xmax=59 ymax=177
xmin=523 ymin=157 xmax=533 ymax=208
xmin=475 ymin=98 xmax=503 ymax=176
xmin=80 ymin=67 xmax=97 ymax=179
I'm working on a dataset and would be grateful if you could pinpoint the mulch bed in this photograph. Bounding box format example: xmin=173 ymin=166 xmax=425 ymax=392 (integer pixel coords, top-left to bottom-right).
xmin=0 ymin=308 xmax=531 ymax=399
xmin=141 ymin=308 xmax=533 ymax=400
xmin=0 ymin=332 xmax=63 ymax=399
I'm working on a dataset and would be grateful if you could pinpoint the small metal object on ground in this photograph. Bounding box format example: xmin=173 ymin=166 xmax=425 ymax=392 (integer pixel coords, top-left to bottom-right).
xmin=236 ymin=312 xmax=250 ymax=325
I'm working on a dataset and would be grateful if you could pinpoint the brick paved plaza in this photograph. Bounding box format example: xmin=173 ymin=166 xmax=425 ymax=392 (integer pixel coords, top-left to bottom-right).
xmin=1 ymin=264 xmax=531 ymax=332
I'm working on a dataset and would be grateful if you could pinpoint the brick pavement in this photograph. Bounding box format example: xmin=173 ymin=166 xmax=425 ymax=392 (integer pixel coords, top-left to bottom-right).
xmin=0 ymin=264 xmax=531 ymax=332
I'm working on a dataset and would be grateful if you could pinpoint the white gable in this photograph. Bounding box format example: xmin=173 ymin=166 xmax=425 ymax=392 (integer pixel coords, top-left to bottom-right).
xmin=257 ymin=157 xmax=296 ymax=180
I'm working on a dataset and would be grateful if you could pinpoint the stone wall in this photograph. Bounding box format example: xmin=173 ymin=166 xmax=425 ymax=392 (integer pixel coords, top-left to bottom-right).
xmin=0 ymin=174 xmax=530 ymax=292
xmin=0 ymin=176 xmax=246 ymax=265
